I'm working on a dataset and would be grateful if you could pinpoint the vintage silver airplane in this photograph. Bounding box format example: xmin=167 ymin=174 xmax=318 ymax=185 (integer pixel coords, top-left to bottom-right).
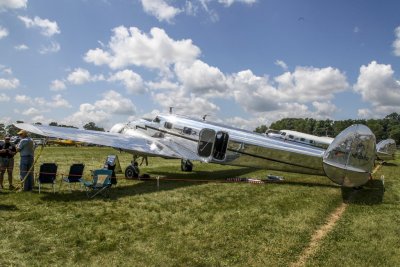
xmin=267 ymin=129 xmax=396 ymax=161
xmin=15 ymin=113 xmax=377 ymax=187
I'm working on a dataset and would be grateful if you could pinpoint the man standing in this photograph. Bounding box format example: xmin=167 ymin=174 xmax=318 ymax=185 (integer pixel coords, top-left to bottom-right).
xmin=0 ymin=136 xmax=16 ymax=190
xmin=16 ymin=130 xmax=35 ymax=191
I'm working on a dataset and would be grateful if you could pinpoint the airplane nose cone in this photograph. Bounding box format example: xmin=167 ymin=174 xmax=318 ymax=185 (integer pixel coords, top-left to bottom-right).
xmin=323 ymin=124 xmax=376 ymax=187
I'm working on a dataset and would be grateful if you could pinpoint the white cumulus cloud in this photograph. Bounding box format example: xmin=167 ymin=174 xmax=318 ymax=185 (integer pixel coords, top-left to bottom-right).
xmin=174 ymin=60 xmax=228 ymax=97
xmin=153 ymin=90 xmax=220 ymax=116
xmin=354 ymin=61 xmax=400 ymax=116
xmin=50 ymin=79 xmax=66 ymax=91
xmin=393 ymin=26 xmax=400 ymax=56
xmin=108 ymin=69 xmax=145 ymax=94
xmin=14 ymin=44 xmax=29 ymax=50
xmin=218 ymin=0 xmax=257 ymax=7
xmin=312 ymin=101 xmax=339 ymax=117
xmin=22 ymin=107 xmax=43 ymax=116
xmin=18 ymin=16 xmax=60 ymax=36
xmin=0 ymin=0 xmax=27 ymax=10
xmin=64 ymin=103 xmax=110 ymax=128
xmin=274 ymin=66 xmax=349 ymax=103
xmin=226 ymin=66 xmax=347 ymax=119
xmin=94 ymin=90 xmax=136 ymax=115
xmin=67 ymin=68 xmax=104 ymax=85
xmin=39 ymin=41 xmax=60 ymax=54
xmin=140 ymin=0 xmax=182 ymax=23
xmin=0 ymin=25 xmax=9 ymax=39
xmin=229 ymin=69 xmax=280 ymax=112
xmin=51 ymin=94 xmax=71 ymax=108
xmin=64 ymin=90 xmax=136 ymax=127
xmin=275 ymin=60 xmax=288 ymax=70
xmin=84 ymin=26 xmax=201 ymax=73
xmin=0 ymin=78 xmax=19 ymax=89
xmin=0 ymin=93 xmax=10 ymax=102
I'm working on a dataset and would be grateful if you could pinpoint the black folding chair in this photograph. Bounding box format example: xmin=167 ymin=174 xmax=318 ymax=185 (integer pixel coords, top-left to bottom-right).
xmin=37 ymin=163 xmax=58 ymax=193
xmin=61 ymin=163 xmax=85 ymax=192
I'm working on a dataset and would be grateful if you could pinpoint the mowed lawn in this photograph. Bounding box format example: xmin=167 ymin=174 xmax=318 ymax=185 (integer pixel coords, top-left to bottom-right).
xmin=0 ymin=146 xmax=399 ymax=266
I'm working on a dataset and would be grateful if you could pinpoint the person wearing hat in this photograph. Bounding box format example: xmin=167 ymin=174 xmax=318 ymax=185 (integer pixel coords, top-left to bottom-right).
xmin=16 ymin=130 xmax=35 ymax=191
xmin=0 ymin=135 xmax=17 ymax=190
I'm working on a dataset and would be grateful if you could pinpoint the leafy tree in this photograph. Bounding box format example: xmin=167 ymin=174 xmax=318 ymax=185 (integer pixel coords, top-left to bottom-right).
xmin=389 ymin=125 xmax=400 ymax=144
xmin=261 ymin=113 xmax=400 ymax=141
xmin=366 ymin=119 xmax=385 ymax=141
xmin=6 ymin=124 xmax=20 ymax=136
xmin=49 ymin=122 xmax=58 ymax=126
xmin=83 ymin=122 xmax=104 ymax=132
xmin=254 ymin=125 xmax=268 ymax=134
xmin=59 ymin=124 xmax=78 ymax=129
xmin=0 ymin=123 xmax=5 ymax=138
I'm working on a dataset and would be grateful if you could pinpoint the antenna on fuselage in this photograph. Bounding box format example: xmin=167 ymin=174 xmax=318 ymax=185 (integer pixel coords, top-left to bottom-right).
xmin=169 ymin=107 xmax=174 ymax=114
xmin=202 ymin=114 xmax=209 ymax=121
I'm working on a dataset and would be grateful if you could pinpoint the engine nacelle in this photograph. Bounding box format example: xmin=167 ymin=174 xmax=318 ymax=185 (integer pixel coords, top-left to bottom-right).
xmin=376 ymin=138 xmax=396 ymax=161
xmin=323 ymin=124 xmax=376 ymax=187
xmin=109 ymin=123 xmax=127 ymax=134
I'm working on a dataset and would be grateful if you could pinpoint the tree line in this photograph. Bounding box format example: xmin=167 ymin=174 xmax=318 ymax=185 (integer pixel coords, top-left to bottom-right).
xmin=254 ymin=112 xmax=400 ymax=144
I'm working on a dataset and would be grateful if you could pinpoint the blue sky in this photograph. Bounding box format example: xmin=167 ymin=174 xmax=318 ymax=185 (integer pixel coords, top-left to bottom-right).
xmin=0 ymin=0 xmax=400 ymax=130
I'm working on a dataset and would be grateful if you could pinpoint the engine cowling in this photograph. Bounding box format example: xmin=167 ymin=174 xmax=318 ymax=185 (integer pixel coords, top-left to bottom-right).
xmin=323 ymin=124 xmax=376 ymax=187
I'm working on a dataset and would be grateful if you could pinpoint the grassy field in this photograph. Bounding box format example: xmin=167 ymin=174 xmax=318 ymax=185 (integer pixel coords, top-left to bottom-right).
xmin=0 ymin=146 xmax=399 ymax=266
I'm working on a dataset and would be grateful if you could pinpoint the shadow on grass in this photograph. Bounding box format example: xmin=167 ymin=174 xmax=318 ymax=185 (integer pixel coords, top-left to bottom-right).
xmin=0 ymin=204 xmax=18 ymax=211
xmin=381 ymin=162 xmax=397 ymax=167
xmin=341 ymin=179 xmax=385 ymax=205
xmin=39 ymin=167 xmax=257 ymax=202
xmin=262 ymin=180 xmax=340 ymax=189
xmin=150 ymin=167 xmax=256 ymax=180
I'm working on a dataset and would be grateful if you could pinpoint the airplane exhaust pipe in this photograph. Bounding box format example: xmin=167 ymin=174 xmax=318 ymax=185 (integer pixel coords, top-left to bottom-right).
xmin=323 ymin=124 xmax=376 ymax=187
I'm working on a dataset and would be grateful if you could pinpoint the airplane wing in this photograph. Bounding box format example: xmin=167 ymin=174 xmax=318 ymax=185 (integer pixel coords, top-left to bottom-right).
xmin=13 ymin=123 xmax=196 ymax=160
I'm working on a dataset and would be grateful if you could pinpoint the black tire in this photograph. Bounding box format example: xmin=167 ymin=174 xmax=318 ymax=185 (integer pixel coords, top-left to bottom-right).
xmin=125 ymin=165 xmax=139 ymax=179
xmin=181 ymin=159 xmax=193 ymax=172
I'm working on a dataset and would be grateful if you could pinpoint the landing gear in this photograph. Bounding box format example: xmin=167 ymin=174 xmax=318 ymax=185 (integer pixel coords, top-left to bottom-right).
xmin=125 ymin=162 xmax=139 ymax=179
xmin=181 ymin=159 xmax=193 ymax=172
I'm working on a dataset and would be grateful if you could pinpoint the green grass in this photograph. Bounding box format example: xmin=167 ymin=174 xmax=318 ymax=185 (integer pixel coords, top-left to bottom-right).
xmin=0 ymin=147 xmax=399 ymax=266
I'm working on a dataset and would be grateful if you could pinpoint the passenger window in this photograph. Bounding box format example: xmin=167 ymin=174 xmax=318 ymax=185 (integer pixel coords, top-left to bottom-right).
xmin=183 ymin=127 xmax=192 ymax=135
xmin=300 ymin=138 xmax=305 ymax=142
xmin=289 ymin=135 xmax=294 ymax=139
xmin=164 ymin=122 xmax=173 ymax=129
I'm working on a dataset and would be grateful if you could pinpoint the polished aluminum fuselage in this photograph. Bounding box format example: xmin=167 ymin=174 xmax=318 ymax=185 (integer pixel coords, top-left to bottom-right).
xmin=15 ymin=113 xmax=377 ymax=187
xmin=127 ymin=114 xmax=326 ymax=176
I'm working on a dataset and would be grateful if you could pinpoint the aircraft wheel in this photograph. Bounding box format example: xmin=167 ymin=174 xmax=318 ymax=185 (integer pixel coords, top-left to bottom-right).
xmin=181 ymin=159 xmax=193 ymax=172
xmin=125 ymin=165 xmax=139 ymax=179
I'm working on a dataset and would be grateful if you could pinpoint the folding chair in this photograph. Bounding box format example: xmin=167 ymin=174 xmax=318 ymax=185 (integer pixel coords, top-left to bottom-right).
xmin=80 ymin=169 xmax=112 ymax=198
xmin=61 ymin=163 xmax=85 ymax=192
xmin=37 ymin=163 xmax=58 ymax=194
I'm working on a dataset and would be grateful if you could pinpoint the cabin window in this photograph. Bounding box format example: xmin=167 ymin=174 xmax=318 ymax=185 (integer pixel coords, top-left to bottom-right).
xmin=300 ymin=138 xmax=305 ymax=142
xmin=183 ymin=127 xmax=192 ymax=135
xmin=281 ymin=132 xmax=286 ymax=136
xmin=309 ymin=140 xmax=315 ymax=144
xmin=164 ymin=122 xmax=173 ymax=129
xmin=289 ymin=135 xmax=294 ymax=139
xmin=153 ymin=117 xmax=161 ymax=123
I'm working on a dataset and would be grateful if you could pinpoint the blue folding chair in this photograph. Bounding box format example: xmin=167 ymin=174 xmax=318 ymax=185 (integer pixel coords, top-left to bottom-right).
xmin=37 ymin=163 xmax=58 ymax=194
xmin=61 ymin=163 xmax=85 ymax=192
xmin=80 ymin=169 xmax=112 ymax=198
